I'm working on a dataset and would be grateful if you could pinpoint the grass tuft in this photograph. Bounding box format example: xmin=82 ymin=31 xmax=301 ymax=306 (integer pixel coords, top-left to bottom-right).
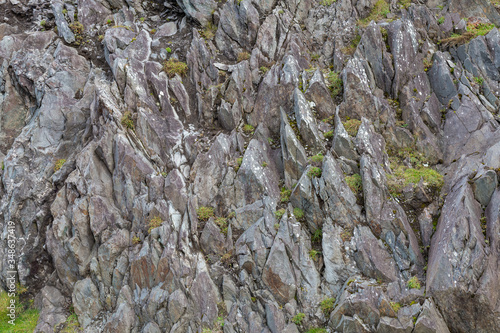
xmin=148 ymin=216 xmax=162 ymax=233
xmin=200 ymin=21 xmax=217 ymax=40
xmin=343 ymin=119 xmax=362 ymax=136
xmin=197 ymin=206 xmax=215 ymax=221
xmin=121 ymin=111 xmax=134 ymax=130
xmin=307 ymin=167 xmax=322 ymax=178
xmin=358 ymin=0 xmax=390 ymax=26
xmin=292 ymin=312 xmax=306 ymax=325
xmin=293 ymin=207 xmax=305 ymax=220
xmin=163 ymin=58 xmax=188 ymax=78
xmin=237 ymin=51 xmax=251 ymax=62
xmin=320 ymin=297 xmax=336 ymax=315
xmin=346 ymin=174 xmax=363 ymax=195
xmin=54 ymin=159 xmax=66 ymax=172
xmin=407 ymin=276 xmax=421 ymax=289
xmin=326 ymin=71 xmax=343 ymax=98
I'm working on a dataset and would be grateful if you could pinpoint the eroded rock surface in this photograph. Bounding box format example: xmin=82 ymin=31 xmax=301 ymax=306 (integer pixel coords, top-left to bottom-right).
xmin=1 ymin=0 xmax=500 ymax=332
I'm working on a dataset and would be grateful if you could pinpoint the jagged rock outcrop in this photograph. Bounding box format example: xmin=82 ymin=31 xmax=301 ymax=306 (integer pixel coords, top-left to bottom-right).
xmin=1 ymin=0 xmax=500 ymax=332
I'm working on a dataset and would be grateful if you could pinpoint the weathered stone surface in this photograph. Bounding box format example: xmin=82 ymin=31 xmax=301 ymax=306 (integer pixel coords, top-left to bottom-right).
xmin=293 ymin=88 xmax=324 ymax=153
xmin=168 ymin=289 xmax=188 ymax=323
xmin=34 ymin=286 xmax=67 ymax=333
xmin=73 ymin=278 xmax=102 ymax=328
xmin=428 ymin=52 xmax=457 ymax=105
xmin=305 ymin=69 xmax=336 ymax=118
xmin=427 ymin=178 xmax=496 ymax=332
xmin=472 ymin=169 xmax=497 ymax=206
xmin=234 ymin=138 xmax=281 ymax=206
xmin=413 ymin=299 xmax=451 ymax=333
xmin=176 ymin=0 xmax=217 ymax=26
xmin=262 ymin=236 xmax=296 ymax=304
xmin=353 ymin=226 xmax=398 ymax=282
xmin=3 ymin=1 xmax=500 ymax=332
xmin=332 ymin=110 xmax=358 ymax=161
xmin=280 ymin=108 xmax=307 ymax=189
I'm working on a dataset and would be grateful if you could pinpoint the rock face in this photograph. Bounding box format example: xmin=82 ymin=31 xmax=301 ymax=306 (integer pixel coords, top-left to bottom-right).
xmin=1 ymin=0 xmax=500 ymax=332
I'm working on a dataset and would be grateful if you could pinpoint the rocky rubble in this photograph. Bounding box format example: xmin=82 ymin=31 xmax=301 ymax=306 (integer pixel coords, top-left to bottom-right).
xmin=0 ymin=0 xmax=500 ymax=332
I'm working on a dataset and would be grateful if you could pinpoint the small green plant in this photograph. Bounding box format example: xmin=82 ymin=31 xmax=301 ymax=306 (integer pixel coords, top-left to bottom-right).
xmin=306 ymin=329 xmax=327 ymax=333
xmin=293 ymin=207 xmax=305 ymax=220
xmin=62 ymin=8 xmax=67 ymax=14
xmin=197 ymin=206 xmax=215 ymax=221
xmin=1 ymin=161 xmax=4 ymax=170
xmin=358 ymin=0 xmax=390 ymax=26
xmin=346 ymin=174 xmax=363 ymax=195
xmin=274 ymin=223 xmax=280 ymax=230
xmin=407 ymin=276 xmax=421 ymax=289
xmin=121 ymin=111 xmax=134 ymax=130
xmin=161 ymin=171 xmax=168 ymax=177
xmin=437 ymin=16 xmax=445 ymax=25
xmin=320 ymin=297 xmax=336 ymax=315
xmin=309 ymin=153 xmax=324 ymax=164
xmin=243 ymin=124 xmax=255 ymax=134
xmin=69 ymin=21 xmax=84 ymax=34
xmin=150 ymin=29 xmax=157 ymax=34
xmin=343 ymin=119 xmax=362 ymax=136
xmin=390 ymin=302 xmax=401 ymax=313
xmin=307 ymin=167 xmax=322 ymax=178
xmin=262 ymin=162 xmax=268 ymax=167
xmin=237 ymin=51 xmax=251 ymax=62
xmin=387 ymin=166 xmax=443 ymax=196
xmin=398 ymin=0 xmax=411 ymax=9
xmin=312 ymin=229 xmax=323 ymax=243
xmin=40 ymin=20 xmax=46 ymax=26
xmin=260 ymin=66 xmax=269 ymax=73
xmin=54 ymin=159 xmax=66 ymax=172
xmin=148 ymin=216 xmax=162 ymax=233
xmin=309 ymin=249 xmax=320 ymax=261
xmin=166 ymin=47 xmax=172 ymax=53
xmin=251 ymin=297 xmax=257 ymax=302
xmin=107 ymin=19 xmax=112 ymax=25
xmin=311 ymin=53 xmax=320 ymax=61
xmin=281 ymin=187 xmax=292 ymax=202
xmin=320 ymin=0 xmax=337 ymax=5
xmin=440 ymin=22 xmax=495 ymax=47
xmin=60 ymin=311 xmax=80 ymax=333
xmin=324 ymin=130 xmax=333 ymax=139
xmin=292 ymin=312 xmax=306 ymax=325
xmin=221 ymin=252 xmax=232 ymax=265
xmin=201 ymin=21 xmax=217 ymax=40
xmin=267 ymin=137 xmax=274 ymax=144
xmin=215 ymin=217 xmax=228 ymax=235
xmin=132 ymin=236 xmax=141 ymax=244
xmin=163 ymin=58 xmax=188 ymax=78
xmin=340 ymin=229 xmax=353 ymax=242
xmin=327 ymin=71 xmax=343 ymax=98
xmin=275 ymin=208 xmax=286 ymax=219
xmin=474 ymin=76 xmax=484 ymax=85
xmin=131 ymin=38 xmax=136 ymax=42
xmin=140 ymin=17 xmax=145 ymax=22
xmin=235 ymin=157 xmax=243 ymax=172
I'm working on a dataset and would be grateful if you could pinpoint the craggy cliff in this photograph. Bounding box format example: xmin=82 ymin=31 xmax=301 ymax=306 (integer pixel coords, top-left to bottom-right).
xmin=1 ymin=0 xmax=500 ymax=331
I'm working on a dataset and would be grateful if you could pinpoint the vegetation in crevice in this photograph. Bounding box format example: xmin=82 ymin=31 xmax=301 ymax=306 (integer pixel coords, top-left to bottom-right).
xmin=358 ymin=0 xmax=390 ymax=26
xmin=343 ymin=119 xmax=362 ymax=137
xmin=163 ymin=58 xmax=188 ymax=78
